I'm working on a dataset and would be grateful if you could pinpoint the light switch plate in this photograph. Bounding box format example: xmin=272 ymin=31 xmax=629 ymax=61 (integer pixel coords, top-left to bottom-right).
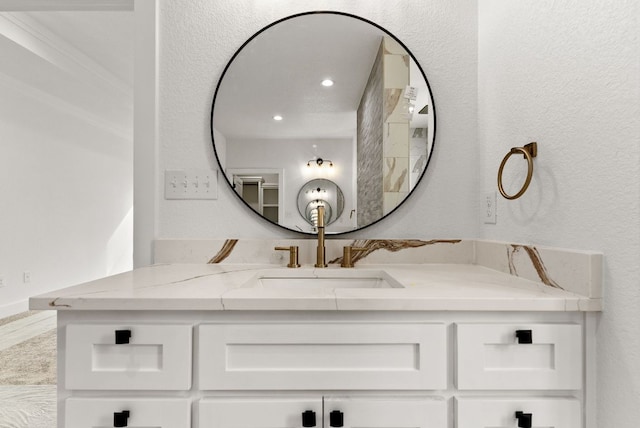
xmin=483 ymin=191 xmax=497 ymax=224
xmin=165 ymin=170 xmax=218 ymax=200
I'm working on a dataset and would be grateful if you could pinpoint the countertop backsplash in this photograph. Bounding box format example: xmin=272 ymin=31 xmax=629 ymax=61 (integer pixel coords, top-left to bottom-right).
xmin=154 ymin=238 xmax=602 ymax=300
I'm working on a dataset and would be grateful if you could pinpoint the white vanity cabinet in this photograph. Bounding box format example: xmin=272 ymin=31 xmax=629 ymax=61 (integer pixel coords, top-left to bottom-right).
xmin=56 ymin=311 xmax=593 ymax=428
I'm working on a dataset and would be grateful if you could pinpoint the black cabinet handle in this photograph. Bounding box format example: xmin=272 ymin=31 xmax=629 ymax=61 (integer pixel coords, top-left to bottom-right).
xmin=302 ymin=410 xmax=316 ymax=427
xmin=515 ymin=411 xmax=532 ymax=428
xmin=115 ymin=329 xmax=132 ymax=344
xmin=515 ymin=329 xmax=533 ymax=344
xmin=114 ymin=410 xmax=130 ymax=427
xmin=330 ymin=410 xmax=344 ymax=427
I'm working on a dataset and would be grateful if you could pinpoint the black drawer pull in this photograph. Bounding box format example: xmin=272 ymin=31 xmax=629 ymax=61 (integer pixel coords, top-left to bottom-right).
xmin=330 ymin=410 xmax=344 ymax=427
xmin=515 ymin=411 xmax=532 ymax=428
xmin=302 ymin=410 xmax=316 ymax=427
xmin=115 ymin=329 xmax=132 ymax=344
xmin=114 ymin=410 xmax=130 ymax=427
xmin=515 ymin=329 xmax=533 ymax=344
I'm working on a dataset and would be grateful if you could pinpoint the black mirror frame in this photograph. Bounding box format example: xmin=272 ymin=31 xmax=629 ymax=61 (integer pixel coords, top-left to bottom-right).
xmin=210 ymin=10 xmax=437 ymax=236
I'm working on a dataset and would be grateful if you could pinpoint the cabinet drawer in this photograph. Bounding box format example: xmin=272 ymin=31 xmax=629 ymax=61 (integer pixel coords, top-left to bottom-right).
xmin=456 ymin=323 xmax=582 ymax=390
xmin=65 ymin=397 xmax=190 ymax=428
xmin=65 ymin=324 xmax=192 ymax=390
xmin=198 ymin=323 xmax=447 ymax=390
xmin=456 ymin=397 xmax=581 ymax=428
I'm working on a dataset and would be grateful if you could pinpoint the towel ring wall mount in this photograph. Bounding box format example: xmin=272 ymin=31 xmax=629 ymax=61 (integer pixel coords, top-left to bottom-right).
xmin=497 ymin=142 xmax=538 ymax=200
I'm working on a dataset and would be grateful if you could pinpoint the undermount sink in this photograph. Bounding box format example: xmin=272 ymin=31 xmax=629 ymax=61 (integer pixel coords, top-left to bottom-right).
xmin=243 ymin=269 xmax=404 ymax=289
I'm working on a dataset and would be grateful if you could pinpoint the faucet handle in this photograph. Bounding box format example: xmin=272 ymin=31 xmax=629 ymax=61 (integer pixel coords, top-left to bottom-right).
xmin=275 ymin=246 xmax=301 ymax=268
xmin=341 ymin=246 xmax=368 ymax=268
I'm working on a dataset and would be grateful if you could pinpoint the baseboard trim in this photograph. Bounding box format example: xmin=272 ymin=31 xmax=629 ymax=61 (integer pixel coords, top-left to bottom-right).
xmin=0 ymin=299 xmax=29 ymax=319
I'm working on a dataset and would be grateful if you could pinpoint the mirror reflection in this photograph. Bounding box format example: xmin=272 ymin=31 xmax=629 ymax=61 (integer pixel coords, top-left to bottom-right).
xmin=297 ymin=179 xmax=345 ymax=228
xmin=212 ymin=11 xmax=435 ymax=234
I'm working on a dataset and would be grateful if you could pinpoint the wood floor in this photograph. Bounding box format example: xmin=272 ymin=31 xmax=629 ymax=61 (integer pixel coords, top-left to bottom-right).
xmin=0 ymin=312 xmax=57 ymax=427
xmin=0 ymin=385 xmax=56 ymax=427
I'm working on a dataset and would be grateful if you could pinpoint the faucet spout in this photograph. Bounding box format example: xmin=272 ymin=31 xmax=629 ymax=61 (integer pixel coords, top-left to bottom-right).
xmin=315 ymin=205 xmax=327 ymax=267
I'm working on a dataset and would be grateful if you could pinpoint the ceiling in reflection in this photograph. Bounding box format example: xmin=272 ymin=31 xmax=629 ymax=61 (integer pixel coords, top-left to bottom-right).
xmin=214 ymin=13 xmax=428 ymax=141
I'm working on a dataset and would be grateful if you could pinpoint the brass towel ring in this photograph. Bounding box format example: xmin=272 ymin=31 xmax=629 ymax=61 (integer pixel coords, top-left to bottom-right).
xmin=497 ymin=142 xmax=538 ymax=200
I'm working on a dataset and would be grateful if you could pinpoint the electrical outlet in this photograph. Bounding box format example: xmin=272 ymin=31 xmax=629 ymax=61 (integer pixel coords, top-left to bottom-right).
xmin=0 ymin=276 xmax=4 ymax=287
xmin=483 ymin=191 xmax=497 ymax=224
xmin=23 ymin=271 xmax=31 ymax=283
xmin=165 ymin=170 xmax=218 ymax=200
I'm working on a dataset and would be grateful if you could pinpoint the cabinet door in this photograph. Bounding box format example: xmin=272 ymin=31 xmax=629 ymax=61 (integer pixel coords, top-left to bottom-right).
xmin=324 ymin=397 xmax=447 ymax=428
xmin=65 ymin=397 xmax=190 ymax=428
xmin=456 ymin=397 xmax=581 ymax=428
xmin=200 ymin=397 xmax=446 ymax=428
xmin=199 ymin=397 xmax=322 ymax=428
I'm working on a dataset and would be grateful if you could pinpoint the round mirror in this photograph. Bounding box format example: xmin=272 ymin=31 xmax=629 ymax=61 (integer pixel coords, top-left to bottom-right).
xmin=211 ymin=11 xmax=436 ymax=234
xmin=297 ymin=179 xmax=345 ymax=227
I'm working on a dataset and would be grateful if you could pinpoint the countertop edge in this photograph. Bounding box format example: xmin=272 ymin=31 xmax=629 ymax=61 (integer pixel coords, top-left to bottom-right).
xmin=28 ymin=263 xmax=603 ymax=313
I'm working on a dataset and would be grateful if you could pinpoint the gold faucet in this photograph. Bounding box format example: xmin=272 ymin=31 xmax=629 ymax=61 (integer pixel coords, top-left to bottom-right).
xmin=341 ymin=246 xmax=368 ymax=268
xmin=274 ymin=246 xmax=300 ymax=268
xmin=315 ymin=205 xmax=327 ymax=267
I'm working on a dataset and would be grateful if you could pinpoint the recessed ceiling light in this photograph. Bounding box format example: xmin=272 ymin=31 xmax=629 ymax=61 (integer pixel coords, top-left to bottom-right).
xmin=273 ymin=115 xmax=283 ymax=121
xmin=321 ymin=79 xmax=334 ymax=87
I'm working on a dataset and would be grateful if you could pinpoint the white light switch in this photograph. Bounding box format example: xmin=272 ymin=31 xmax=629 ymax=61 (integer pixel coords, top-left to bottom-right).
xmin=483 ymin=191 xmax=497 ymax=224
xmin=165 ymin=170 xmax=218 ymax=200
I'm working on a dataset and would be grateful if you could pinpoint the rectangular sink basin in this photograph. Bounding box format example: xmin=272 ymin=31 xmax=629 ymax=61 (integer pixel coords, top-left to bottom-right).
xmin=243 ymin=269 xmax=404 ymax=289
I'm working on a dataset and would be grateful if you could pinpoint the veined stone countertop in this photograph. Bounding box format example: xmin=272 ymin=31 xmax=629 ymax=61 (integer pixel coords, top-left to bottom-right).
xmin=29 ymin=263 xmax=601 ymax=312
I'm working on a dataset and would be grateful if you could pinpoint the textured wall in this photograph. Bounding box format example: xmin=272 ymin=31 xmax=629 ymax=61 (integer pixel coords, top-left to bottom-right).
xmin=477 ymin=0 xmax=640 ymax=425
xmin=158 ymin=0 xmax=478 ymax=239
xmin=356 ymin=41 xmax=384 ymax=226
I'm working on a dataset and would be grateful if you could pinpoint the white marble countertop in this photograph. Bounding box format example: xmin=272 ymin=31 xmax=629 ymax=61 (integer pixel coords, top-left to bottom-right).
xmin=29 ymin=263 xmax=601 ymax=312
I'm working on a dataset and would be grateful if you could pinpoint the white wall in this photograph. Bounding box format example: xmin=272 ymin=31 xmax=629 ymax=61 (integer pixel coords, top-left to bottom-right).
xmin=0 ymin=12 xmax=133 ymax=316
xmin=158 ymin=0 xmax=478 ymax=239
xmin=477 ymin=0 xmax=640 ymax=425
xmin=212 ymin=127 xmax=227 ymax=169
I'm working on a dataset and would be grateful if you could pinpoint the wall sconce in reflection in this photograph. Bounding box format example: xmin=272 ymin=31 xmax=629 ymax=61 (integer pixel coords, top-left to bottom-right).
xmin=306 ymin=187 xmax=327 ymax=198
xmin=306 ymin=158 xmax=333 ymax=167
